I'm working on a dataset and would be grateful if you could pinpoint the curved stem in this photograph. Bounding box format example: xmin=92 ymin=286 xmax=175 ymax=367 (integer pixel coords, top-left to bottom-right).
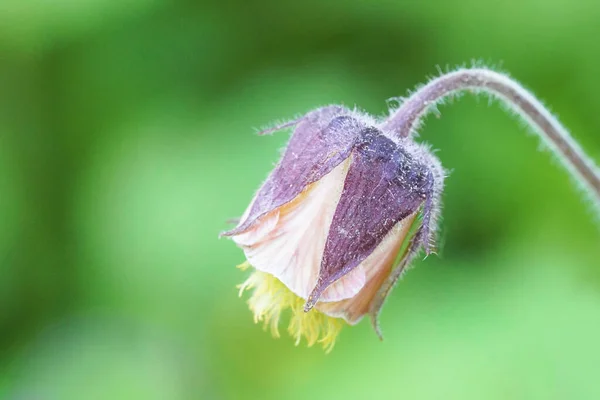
xmin=382 ymin=68 xmax=600 ymax=213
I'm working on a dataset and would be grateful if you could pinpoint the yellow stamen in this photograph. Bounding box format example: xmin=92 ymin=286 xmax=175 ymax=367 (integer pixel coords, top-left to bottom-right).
xmin=237 ymin=267 xmax=344 ymax=353
xmin=236 ymin=261 xmax=251 ymax=271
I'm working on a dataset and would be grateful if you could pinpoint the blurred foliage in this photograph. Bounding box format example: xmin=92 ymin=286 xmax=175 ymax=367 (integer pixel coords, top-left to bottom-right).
xmin=1 ymin=0 xmax=600 ymax=399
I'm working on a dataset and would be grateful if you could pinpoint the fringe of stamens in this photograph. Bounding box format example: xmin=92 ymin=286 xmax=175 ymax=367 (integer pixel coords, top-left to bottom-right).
xmin=237 ymin=263 xmax=343 ymax=352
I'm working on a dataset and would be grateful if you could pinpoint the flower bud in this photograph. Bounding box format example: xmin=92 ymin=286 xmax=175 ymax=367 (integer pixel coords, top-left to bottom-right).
xmin=222 ymin=105 xmax=444 ymax=351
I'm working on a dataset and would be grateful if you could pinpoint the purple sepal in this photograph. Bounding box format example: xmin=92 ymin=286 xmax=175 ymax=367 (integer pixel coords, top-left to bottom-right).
xmin=222 ymin=106 xmax=365 ymax=237
xmin=305 ymin=128 xmax=433 ymax=309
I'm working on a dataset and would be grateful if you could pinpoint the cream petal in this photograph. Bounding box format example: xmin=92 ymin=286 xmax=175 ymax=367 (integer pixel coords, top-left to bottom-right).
xmin=231 ymin=210 xmax=279 ymax=247
xmin=232 ymin=159 xmax=365 ymax=302
xmin=316 ymin=212 xmax=417 ymax=324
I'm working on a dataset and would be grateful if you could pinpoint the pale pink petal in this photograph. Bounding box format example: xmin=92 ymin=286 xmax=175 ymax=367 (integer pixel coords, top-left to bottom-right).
xmin=316 ymin=212 xmax=417 ymax=324
xmin=231 ymin=160 xmax=365 ymax=301
xmin=232 ymin=211 xmax=279 ymax=247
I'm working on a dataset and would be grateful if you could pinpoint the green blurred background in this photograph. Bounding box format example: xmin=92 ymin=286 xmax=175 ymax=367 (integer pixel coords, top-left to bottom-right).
xmin=1 ymin=0 xmax=599 ymax=399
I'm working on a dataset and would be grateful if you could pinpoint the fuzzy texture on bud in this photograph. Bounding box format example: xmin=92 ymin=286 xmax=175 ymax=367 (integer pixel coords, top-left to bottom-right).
xmin=222 ymin=66 xmax=600 ymax=351
xmin=222 ymin=105 xmax=445 ymax=350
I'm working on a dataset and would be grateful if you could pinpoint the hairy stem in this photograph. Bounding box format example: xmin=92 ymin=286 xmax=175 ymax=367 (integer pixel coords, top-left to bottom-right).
xmin=382 ymin=68 xmax=600 ymax=212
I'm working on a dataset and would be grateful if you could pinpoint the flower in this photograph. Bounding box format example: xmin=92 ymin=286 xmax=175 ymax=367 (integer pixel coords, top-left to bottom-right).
xmin=221 ymin=105 xmax=444 ymax=352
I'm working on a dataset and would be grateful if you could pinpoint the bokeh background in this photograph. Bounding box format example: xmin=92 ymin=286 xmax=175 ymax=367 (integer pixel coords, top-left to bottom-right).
xmin=1 ymin=0 xmax=600 ymax=399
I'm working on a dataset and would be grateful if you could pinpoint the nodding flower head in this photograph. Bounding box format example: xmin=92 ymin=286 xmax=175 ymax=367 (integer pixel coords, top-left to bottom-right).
xmin=221 ymin=67 xmax=600 ymax=352
xmin=221 ymin=105 xmax=445 ymax=351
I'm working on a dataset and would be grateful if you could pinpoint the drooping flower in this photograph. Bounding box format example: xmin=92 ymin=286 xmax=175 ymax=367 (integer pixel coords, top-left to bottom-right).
xmin=220 ymin=66 xmax=600 ymax=352
xmin=221 ymin=105 xmax=445 ymax=352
